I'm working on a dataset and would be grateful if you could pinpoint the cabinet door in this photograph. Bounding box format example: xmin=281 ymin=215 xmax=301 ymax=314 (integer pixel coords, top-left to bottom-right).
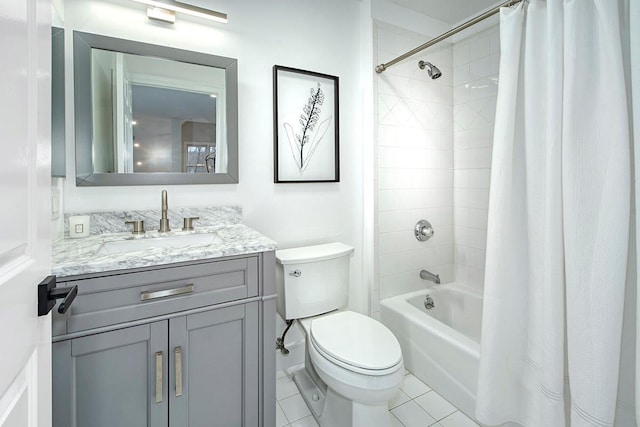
xmin=53 ymin=321 xmax=168 ymax=427
xmin=169 ymin=302 xmax=259 ymax=426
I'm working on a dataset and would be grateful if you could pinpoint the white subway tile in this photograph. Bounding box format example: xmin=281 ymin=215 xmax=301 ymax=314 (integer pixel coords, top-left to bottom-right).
xmin=489 ymin=28 xmax=500 ymax=54
xmin=469 ymin=56 xmax=492 ymax=80
xmin=455 ymin=244 xmax=468 ymax=265
xmin=469 ymin=78 xmax=494 ymax=101
xmin=377 ymin=26 xmax=395 ymax=54
xmin=467 ymin=266 xmax=486 ymax=290
xmin=467 ymin=247 xmax=486 ymax=269
xmin=453 ymin=64 xmax=470 ymax=86
xmin=454 ymin=263 xmax=469 ymax=283
xmin=454 ymin=169 xmax=491 ymax=189
xmin=378 ymin=146 xmax=397 ymax=168
xmin=411 ymin=169 xmax=453 ymax=189
xmin=455 ymin=148 xmax=492 ymax=169
xmin=379 ymin=252 xmax=411 ymax=277
xmin=379 ymin=125 xmax=397 ymax=147
xmin=453 ymin=41 xmax=469 ymax=68
xmin=454 ymin=128 xmax=493 ymax=151
xmin=470 ymin=35 xmax=491 ymax=61
xmin=453 ymin=84 xmax=470 ymax=105
xmin=379 ymin=168 xmax=413 ymax=189
xmin=395 ymin=34 xmax=414 ymax=56
xmin=378 ymin=189 xmax=397 ymax=211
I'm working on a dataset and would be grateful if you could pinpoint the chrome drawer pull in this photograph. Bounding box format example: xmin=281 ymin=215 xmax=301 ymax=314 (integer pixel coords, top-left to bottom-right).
xmin=155 ymin=351 xmax=163 ymax=403
xmin=140 ymin=284 xmax=194 ymax=301
xmin=175 ymin=346 xmax=183 ymax=397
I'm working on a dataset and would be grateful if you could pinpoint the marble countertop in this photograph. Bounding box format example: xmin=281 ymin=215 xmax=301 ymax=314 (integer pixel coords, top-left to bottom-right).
xmin=52 ymin=224 xmax=277 ymax=278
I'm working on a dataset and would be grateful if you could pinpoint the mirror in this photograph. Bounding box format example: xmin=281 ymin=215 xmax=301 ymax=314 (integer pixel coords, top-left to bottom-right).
xmin=52 ymin=27 xmax=65 ymax=177
xmin=73 ymin=31 xmax=238 ymax=186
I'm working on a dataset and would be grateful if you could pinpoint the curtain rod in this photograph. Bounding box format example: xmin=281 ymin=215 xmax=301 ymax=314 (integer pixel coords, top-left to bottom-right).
xmin=375 ymin=0 xmax=523 ymax=73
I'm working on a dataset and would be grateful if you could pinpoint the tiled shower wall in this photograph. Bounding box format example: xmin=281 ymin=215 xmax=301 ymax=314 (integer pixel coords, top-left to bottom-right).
xmin=373 ymin=22 xmax=500 ymax=314
xmin=373 ymin=21 xmax=455 ymax=317
xmin=452 ymin=26 xmax=499 ymax=292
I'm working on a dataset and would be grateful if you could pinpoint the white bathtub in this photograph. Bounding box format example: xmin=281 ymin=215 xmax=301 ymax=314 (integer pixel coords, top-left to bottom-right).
xmin=380 ymin=284 xmax=482 ymax=418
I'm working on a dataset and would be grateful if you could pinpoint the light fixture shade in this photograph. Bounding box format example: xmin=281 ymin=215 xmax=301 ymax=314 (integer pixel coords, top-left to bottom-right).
xmin=147 ymin=7 xmax=176 ymax=23
xmin=132 ymin=0 xmax=228 ymax=23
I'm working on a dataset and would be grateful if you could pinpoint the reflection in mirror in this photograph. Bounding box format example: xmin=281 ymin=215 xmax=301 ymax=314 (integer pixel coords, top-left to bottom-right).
xmin=72 ymin=31 xmax=238 ymax=186
xmin=51 ymin=27 xmax=65 ymax=177
xmin=90 ymin=49 xmax=226 ymax=175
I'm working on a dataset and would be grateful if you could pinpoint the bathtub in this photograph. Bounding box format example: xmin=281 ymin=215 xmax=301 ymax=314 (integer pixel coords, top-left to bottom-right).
xmin=380 ymin=284 xmax=482 ymax=418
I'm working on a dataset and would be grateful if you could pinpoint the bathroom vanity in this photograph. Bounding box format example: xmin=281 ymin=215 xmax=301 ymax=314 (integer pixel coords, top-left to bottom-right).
xmin=51 ymin=208 xmax=277 ymax=427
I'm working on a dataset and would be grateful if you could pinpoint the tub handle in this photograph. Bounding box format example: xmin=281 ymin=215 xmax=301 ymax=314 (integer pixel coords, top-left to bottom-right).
xmin=424 ymin=295 xmax=435 ymax=310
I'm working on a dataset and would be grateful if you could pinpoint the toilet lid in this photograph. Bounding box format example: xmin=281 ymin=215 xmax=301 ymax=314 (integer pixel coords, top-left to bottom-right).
xmin=310 ymin=311 xmax=402 ymax=371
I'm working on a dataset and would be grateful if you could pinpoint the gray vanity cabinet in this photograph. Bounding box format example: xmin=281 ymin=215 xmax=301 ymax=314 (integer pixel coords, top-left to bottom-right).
xmin=52 ymin=252 xmax=276 ymax=427
xmin=169 ymin=303 xmax=259 ymax=426
xmin=53 ymin=322 xmax=169 ymax=427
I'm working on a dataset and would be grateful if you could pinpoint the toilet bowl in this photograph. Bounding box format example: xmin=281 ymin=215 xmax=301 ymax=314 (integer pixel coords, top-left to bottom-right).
xmin=295 ymin=311 xmax=404 ymax=426
xmin=276 ymin=243 xmax=404 ymax=426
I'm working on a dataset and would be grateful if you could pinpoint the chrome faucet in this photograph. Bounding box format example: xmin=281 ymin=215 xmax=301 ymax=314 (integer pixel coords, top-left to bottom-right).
xmin=159 ymin=190 xmax=171 ymax=232
xmin=420 ymin=269 xmax=440 ymax=284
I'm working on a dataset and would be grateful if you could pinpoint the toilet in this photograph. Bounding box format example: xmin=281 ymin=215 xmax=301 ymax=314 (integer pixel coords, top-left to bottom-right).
xmin=276 ymin=242 xmax=404 ymax=427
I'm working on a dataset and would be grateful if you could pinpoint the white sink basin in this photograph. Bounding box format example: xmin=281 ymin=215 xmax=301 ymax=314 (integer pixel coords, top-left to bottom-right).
xmin=96 ymin=233 xmax=222 ymax=255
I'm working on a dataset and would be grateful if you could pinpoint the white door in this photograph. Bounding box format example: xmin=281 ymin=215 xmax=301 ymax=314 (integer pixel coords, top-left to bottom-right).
xmin=0 ymin=0 xmax=52 ymax=426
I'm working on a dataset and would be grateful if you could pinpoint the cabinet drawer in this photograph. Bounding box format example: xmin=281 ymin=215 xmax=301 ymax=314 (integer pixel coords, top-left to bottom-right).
xmin=54 ymin=257 xmax=258 ymax=335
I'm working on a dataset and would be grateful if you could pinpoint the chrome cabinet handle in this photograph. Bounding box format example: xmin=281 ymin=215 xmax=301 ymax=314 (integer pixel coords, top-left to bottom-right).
xmin=140 ymin=284 xmax=194 ymax=301
xmin=155 ymin=351 xmax=163 ymax=403
xmin=175 ymin=346 xmax=183 ymax=397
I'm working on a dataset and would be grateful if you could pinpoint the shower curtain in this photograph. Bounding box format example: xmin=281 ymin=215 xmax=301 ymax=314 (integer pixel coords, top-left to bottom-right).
xmin=475 ymin=1 xmax=633 ymax=426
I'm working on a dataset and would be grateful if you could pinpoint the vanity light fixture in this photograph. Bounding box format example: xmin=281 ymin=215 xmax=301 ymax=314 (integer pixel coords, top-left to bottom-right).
xmin=147 ymin=6 xmax=176 ymax=23
xmin=132 ymin=0 xmax=228 ymax=24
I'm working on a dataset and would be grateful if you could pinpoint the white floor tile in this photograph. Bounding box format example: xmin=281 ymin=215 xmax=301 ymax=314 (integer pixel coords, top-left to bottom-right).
xmin=276 ymin=369 xmax=289 ymax=380
xmin=400 ymin=374 xmax=432 ymax=398
xmin=279 ymin=394 xmax=312 ymax=423
xmin=276 ymin=402 xmax=289 ymax=427
xmin=391 ymin=400 xmax=437 ymax=427
xmin=276 ymin=376 xmax=300 ymax=400
xmin=388 ymin=389 xmax=411 ymax=409
xmin=289 ymin=415 xmax=320 ymax=427
xmin=438 ymin=411 xmax=479 ymax=427
xmin=390 ymin=413 xmax=406 ymax=427
xmin=414 ymin=391 xmax=457 ymax=420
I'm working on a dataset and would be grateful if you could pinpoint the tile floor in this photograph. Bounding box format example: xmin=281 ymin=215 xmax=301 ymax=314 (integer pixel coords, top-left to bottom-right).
xmin=276 ymin=367 xmax=479 ymax=427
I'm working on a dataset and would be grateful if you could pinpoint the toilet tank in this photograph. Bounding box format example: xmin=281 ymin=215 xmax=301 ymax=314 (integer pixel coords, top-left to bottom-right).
xmin=276 ymin=242 xmax=354 ymax=320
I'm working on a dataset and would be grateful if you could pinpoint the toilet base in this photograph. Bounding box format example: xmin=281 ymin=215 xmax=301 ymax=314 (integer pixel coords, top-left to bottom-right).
xmin=293 ymin=367 xmax=393 ymax=427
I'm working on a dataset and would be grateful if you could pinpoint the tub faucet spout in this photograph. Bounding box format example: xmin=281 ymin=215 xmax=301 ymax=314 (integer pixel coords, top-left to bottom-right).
xmin=420 ymin=269 xmax=440 ymax=284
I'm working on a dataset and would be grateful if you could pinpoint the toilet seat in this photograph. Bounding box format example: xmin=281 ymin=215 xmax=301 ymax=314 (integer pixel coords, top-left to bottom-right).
xmin=309 ymin=311 xmax=402 ymax=376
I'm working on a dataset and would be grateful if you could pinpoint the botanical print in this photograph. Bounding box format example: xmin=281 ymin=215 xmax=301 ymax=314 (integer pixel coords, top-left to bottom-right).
xmin=283 ymin=83 xmax=333 ymax=174
xmin=273 ymin=65 xmax=339 ymax=183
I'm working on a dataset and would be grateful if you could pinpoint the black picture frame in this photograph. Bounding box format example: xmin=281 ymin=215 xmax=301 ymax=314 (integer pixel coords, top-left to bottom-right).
xmin=273 ymin=65 xmax=340 ymax=183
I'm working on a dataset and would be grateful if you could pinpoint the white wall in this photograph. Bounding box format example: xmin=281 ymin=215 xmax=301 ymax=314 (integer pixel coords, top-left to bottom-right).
xmin=452 ymin=26 xmax=499 ymax=292
xmin=60 ymin=0 xmax=369 ymax=313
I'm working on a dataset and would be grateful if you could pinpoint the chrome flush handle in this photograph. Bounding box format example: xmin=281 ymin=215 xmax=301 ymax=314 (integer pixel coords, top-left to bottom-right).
xmin=289 ymin=270 xmax=301 ymax=277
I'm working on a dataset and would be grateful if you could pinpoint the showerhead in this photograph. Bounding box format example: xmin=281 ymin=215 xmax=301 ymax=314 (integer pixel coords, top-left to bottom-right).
xmin=418 ymin=60 xmax=442 ymax=79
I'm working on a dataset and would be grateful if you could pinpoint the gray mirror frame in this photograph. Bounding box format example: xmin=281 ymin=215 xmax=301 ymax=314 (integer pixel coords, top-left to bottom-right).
xmin=73 ymin=31 xmax=239 ymax=186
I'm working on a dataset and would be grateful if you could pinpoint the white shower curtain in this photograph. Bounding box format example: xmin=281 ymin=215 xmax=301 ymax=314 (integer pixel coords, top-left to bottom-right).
xmin=475 ymin=1 xmax=631 ymax=426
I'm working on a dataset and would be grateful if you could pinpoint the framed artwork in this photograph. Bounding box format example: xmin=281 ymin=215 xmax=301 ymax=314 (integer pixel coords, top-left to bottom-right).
xmin=273 ymin=65 xmax=339 ymax=183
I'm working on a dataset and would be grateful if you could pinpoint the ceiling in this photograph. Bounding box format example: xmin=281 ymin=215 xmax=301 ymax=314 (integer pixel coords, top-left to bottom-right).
xmin=386 ymin=0 xmax=500 ymax=24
